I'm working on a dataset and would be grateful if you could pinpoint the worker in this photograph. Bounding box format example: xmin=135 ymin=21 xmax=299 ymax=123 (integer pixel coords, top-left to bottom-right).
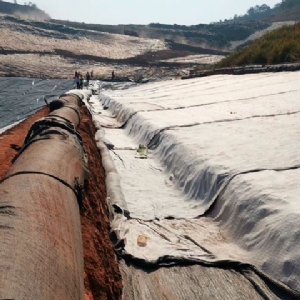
xmin=86 ymin=72 xmax=91 ymax=87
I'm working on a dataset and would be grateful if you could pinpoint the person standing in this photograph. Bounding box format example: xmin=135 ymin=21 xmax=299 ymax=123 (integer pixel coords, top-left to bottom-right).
xmin=79 ymin=74 xmax=84 ymax=89
xmin=75 ymin=73 xmax=80 ymax=89
xmin=86 ymin=72 xmax=91 ymax=87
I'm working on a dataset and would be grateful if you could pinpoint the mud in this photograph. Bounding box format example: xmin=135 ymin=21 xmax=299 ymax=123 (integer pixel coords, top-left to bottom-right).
xmin=0 ymin=105 xmax=122 ymax=300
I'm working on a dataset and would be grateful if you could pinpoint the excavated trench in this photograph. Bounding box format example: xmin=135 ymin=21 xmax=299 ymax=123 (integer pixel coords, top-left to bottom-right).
xmin=78 ymin=105 xmax=122 ymax=300
xmin=0 ymin=105 xmax=122 ymax=300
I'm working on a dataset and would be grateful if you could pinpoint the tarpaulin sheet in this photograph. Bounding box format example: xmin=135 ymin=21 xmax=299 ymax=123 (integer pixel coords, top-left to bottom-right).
xmin=86 ymin=74 xmax=300 ymax=298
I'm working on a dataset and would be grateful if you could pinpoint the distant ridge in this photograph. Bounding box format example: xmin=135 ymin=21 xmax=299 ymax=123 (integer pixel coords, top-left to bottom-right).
xmin=0 ymin=1 xmax=49 ymax=20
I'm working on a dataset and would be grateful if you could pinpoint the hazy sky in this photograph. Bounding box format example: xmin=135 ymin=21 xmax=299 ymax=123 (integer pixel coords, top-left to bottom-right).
xmin=16 ymin=0 xmax=280 ymax=25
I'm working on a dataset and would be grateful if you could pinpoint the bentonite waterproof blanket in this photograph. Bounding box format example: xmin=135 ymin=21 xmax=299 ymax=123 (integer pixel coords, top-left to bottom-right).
xmin=84 ymin=72 xmax=300 ymax=297
xmin=0 ymin=77 xmax=74 ymax=131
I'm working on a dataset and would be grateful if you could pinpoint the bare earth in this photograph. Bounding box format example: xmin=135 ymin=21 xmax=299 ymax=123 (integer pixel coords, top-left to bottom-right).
xmin=0 ymin=13 xmax=222 ymax=80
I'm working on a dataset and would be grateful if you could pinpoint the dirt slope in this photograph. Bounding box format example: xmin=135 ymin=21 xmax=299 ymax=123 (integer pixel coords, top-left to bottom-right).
xmin=0 ymin=14 xmax=226 ymax=80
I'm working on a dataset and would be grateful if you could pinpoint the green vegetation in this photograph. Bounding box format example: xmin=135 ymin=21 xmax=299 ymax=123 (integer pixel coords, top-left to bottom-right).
xmin=218 ymin=0 xmax=300 ymax=23
xmin=281 ymin=0 xmax=300 ymax=10
xmin=216 ymin=23 xmax=300 ymax=67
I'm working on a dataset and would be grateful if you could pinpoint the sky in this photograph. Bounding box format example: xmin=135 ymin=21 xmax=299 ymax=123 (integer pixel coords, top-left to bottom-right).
xmin=15 ymin=0 xmax=281 ymax=25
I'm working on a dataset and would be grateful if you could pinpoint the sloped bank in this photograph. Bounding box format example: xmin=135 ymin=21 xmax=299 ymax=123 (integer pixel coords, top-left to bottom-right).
xmin=82 ymin=89 xmax=298 ymax=299
xmin=95 ymin=73 xmax=300 ymax=297
xmin=0 ymin=102 xmax=122 ymax=299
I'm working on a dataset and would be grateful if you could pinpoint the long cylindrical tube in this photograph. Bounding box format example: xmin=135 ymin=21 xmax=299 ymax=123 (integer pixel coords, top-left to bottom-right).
xmin=0 ymin=93 xmax=87 ymax=300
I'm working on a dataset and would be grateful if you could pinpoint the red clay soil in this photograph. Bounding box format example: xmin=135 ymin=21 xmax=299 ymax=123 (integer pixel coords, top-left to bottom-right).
xmin=78 ymin=106 xmax=122 ymax=300
xmin=0 ymin=105 xmax=122 ymax=300
xmin=0 ymin=106 xmax=49 ymax=179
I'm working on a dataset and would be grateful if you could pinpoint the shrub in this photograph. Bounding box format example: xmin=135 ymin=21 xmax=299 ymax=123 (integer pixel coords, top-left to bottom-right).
xmin=215 ymin=23 xmax=300 ymax=67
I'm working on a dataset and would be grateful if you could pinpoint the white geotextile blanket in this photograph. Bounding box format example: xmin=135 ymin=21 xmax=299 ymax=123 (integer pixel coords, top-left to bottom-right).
xmin=95 ymin=73 xmax=300 ymax=293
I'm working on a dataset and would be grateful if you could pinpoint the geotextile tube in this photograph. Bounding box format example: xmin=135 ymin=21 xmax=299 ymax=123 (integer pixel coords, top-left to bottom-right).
xmin=0 ymin=93 xmax=88 ymax=300
xmin=92 ymin=115 xmax=128 ymax=219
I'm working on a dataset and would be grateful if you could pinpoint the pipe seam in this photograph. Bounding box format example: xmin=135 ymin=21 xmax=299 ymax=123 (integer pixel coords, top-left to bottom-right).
xmin=0 ymin=171 xmax=84 ymax=209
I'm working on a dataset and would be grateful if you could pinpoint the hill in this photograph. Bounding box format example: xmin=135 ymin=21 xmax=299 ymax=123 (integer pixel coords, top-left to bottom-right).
xmin=0 ymin=1 xmax=49 ymax=20
xmin=52 ymin=19 xmax=272 ymax=50
xmin=0 ymin=13 xmax=228 ymax=80
xmin=218 ymin=0 xmax=300 ymax=23
xmin=215 ymin=22 xmax=300 ymax=67
xmin=51 ymin=1 xmax=300 ymax=51
xmin=0 ymin=0 xmax=300 ymax=80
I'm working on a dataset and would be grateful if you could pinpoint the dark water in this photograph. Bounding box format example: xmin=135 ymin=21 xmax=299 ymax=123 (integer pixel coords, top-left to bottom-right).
xmin=0 ymin=77 xmax=74 ymax=129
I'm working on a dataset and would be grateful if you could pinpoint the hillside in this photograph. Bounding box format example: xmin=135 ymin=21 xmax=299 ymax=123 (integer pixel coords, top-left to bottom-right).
xmin=52 ymin=19 xmax=272 ymax=50
xmin=215 ymin=22 xmax=300 ymax=67
xmin=0 ymin=0 xmax=300 ymax=80
xmin=0 ymin=13 xmax=228 ymax=80
xmin=50 ymin=1 xmax=300 ymax=52
xmin=219 ymin=0 xmax=300 ymax=23
xmin=0 ymin=1 xmax=49 ymax=20
xmin=267 ymin=6 xmax=300 ymax=22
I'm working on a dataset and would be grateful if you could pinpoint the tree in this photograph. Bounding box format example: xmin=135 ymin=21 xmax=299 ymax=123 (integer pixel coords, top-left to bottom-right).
xmin=247 ymin=4 xmax=271 ymax=16
xmin=259 ymin=4 xmax=271 ymax=12
xmin=281 ymin=0 xmax=300 ymax=10
xmin=247 ymin=7 xmax=255 ymax=15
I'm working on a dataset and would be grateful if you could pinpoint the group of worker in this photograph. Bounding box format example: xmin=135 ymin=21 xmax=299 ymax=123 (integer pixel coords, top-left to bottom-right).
xmin=74 ymin=71 xmax=93 ymax=89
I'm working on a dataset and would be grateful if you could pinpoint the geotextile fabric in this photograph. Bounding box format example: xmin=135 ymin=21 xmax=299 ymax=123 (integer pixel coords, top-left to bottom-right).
xmin=0 ymin=94 xmax=88 ymax=300
xmin=86 ymin=76 xmax=300 ymax=299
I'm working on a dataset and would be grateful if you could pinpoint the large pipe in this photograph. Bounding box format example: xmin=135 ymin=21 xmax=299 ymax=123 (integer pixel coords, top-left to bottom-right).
xmin=0 ymin=93 xmax=88 ymax=300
